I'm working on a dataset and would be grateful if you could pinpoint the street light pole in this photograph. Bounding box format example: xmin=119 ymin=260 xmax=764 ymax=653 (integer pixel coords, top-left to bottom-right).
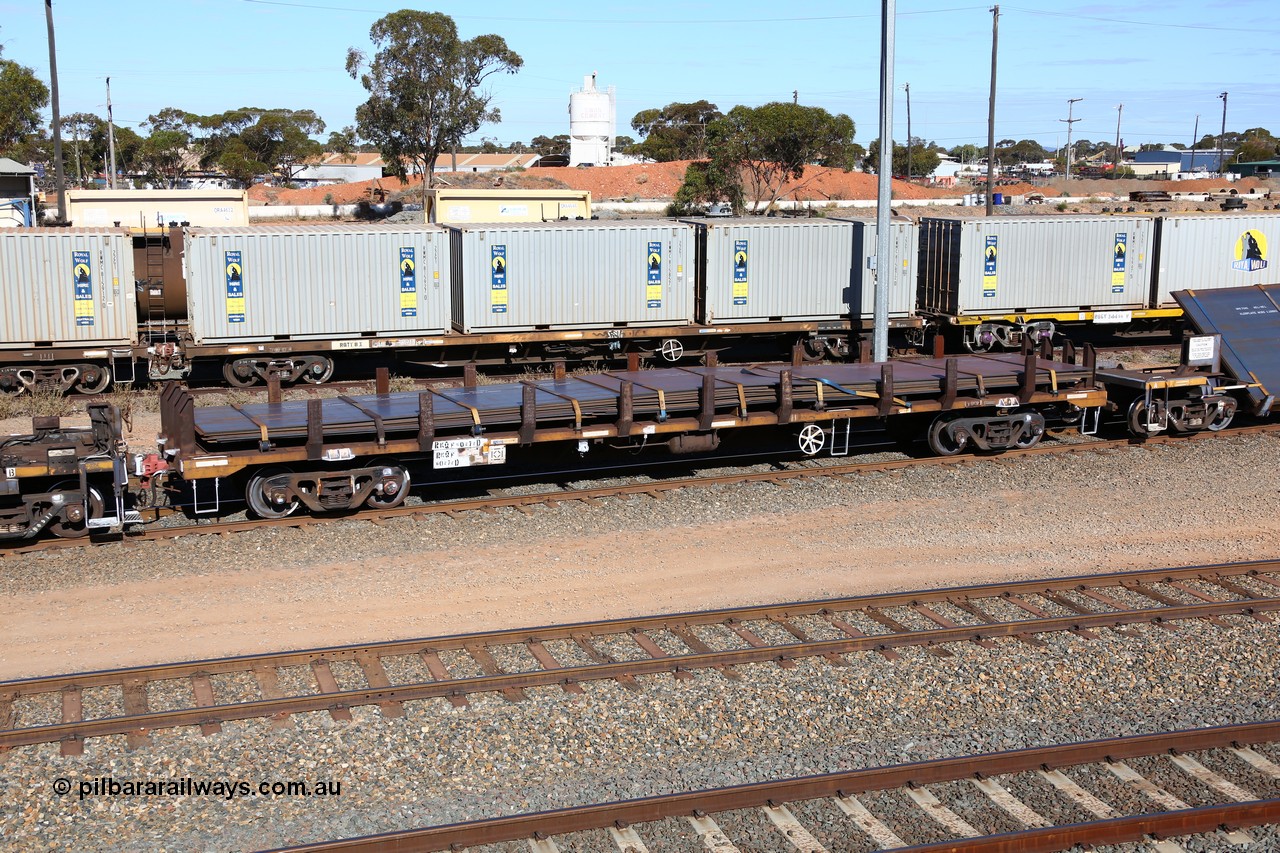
xmin=904 ymin=82 xmax=912 ymax=182
xmin=1217 ymin=92 xmax=1228 ymax=174
xmin=1060 ymin=97 xmax=1082 ymax=179
xmin=45 ymin=0 xmax=67 ymax=223
xmin=873 ymin=0 xmax=896 ymax=363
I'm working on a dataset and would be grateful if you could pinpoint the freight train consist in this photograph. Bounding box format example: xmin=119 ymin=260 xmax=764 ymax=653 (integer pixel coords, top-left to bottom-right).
xmin=3 ymin=282 xmax=1274 ymax=542
xmin=0 ymin=213 xmax=1277 ymax=395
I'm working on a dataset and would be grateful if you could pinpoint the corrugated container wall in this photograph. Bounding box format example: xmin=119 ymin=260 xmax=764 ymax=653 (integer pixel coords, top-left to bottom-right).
xmin=837 ymin=218 xmax=918 ymax=320
xmin=918 ymin=216 xmax=1154 ymax=316
xmin=183 ymin=224 xmax=451 ymax=344
xmin=1154 ymin=214 xmax=1280 ymax=307
xmin=686 ymin=218 xmax=868 ymax=323
xmin=449 ymin=221 xmax=694 ymax=333
xmin=0 ymin=228 xmax=137 ymax=348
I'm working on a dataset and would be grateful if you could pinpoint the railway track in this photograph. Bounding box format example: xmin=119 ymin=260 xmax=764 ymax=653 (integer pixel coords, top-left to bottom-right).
xmin=2 ymin=561 xmax=1277 ymax=757
xmin=267 ymin=720 xmax=1280 ymax=852
xmin=5 ymin=420 xmax=1278 ymax=557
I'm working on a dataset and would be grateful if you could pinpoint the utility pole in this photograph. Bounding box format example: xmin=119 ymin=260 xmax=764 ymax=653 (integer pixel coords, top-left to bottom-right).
xmin=985 ymin=5 xmax=999 ymax=216
xmin=793 ymin=89 xmax=798 ymax=105
xmin=903 ymin=82 xmax=912 ymax=182
xmin=1191 ymin=114 xmax=1199 ymax=151
xmin=1060 ymin=97 xmax=1082 ymax=179
xmin=1217 ymin=92 xmax=1228 ymax=173
xmin=873 ymin=0 xmax=896 ymax=363
xmin=45 ymin=0 xmax=67 ymax=223
xmin=1113 ymin=104 xmax=1123 ymax=178
xmin=106 ymin=77 xmax=118 ymax=189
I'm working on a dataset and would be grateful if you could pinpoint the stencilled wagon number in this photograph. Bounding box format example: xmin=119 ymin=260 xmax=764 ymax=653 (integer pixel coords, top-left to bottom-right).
xmin=605 ymin=329 xmax=624 ymax=339
xmin=4 ymin=467 xmax=15 ymax=478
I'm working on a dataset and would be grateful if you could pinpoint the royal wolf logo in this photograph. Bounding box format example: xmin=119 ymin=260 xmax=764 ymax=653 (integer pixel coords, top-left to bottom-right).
xmin=1232 ymin=230 xmax=1268 ymax=272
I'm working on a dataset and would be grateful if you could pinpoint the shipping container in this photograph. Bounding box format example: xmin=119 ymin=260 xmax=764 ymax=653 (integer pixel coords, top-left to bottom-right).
xmin=183 ymin=224 xmax=451 ymax=345
xmin=66 ymin=188 xmax=249 ymax=229
xmin=837 ymin=217 xmax=919 ymax=320
xmin=426 ymin=188 xmax=591 ymax=224
xmin=448 ymin=220 xmax=695 ymax=333
xmin=1153 ymin=213 xmax=1280 ymax=307
xmin=684 ymin=218 xmax=858 ymax=323
xmin=917 ymin=216 xmax=1154 ymax=316
xmin=0 ymin=228 xmax=137 ymax=349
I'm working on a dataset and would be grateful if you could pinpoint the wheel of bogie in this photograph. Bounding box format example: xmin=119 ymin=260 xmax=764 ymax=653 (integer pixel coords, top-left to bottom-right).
xmin=47 ymin=481 xmax=104 ymax=539
xmin=72 ymin=366 xmax=111 ymax=395
xmin=222 ymin=360 xmax=260 ymax=388
xmin=797 ymin=424 xmax=825 ymax=456
xmin=1013 ymin=414 xmax=1045 ymax=449
xmin=1207 ymin=403 xmax=1235 ymax=432
xmin=658 ymin=339 xmax=684 ymax=362
xmin=1126 ymin=398 xmax=1155 ymax=437
xmin=246 ymin=468 xmax=300 ymax=519
xmin=926 ymin=416 xmax=968 ymax=457
xmin=366 ymin=462 xmax=411 ymax=510
xmin=300 ymin=357 xmax=335 ymax=384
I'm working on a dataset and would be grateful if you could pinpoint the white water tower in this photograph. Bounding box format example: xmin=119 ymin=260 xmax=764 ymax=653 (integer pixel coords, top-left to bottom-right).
xmin=568 ymin=72 xmax=616 ymax=166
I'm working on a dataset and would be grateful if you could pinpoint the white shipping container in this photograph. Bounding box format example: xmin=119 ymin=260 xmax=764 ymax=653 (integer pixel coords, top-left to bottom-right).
xmin=449 ymin=221 xmax=694 ymax=333
xmin=0 ymin=228 xmax=137 ymax=348
xmin=918 ymin=216 xmax=1154 ymax=316
xmin=183 ymin=224 xmax=451 ymax=344
xmin=838 ymin=218 xmax=918 ymax=320
xmin=686 ymin=218 xmax=861 ymax=323
xmin=1154 ymin=214 xmax=1280 ymax=307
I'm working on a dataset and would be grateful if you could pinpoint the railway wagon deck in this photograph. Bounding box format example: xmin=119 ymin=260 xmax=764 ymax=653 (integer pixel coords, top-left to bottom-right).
xmin=156 ymin=353 xmax=1106 ymax=517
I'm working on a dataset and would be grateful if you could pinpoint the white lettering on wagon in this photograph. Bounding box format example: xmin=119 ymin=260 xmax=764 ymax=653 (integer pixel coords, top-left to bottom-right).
xmin=432 ymin=438 xmax=507 ymax=469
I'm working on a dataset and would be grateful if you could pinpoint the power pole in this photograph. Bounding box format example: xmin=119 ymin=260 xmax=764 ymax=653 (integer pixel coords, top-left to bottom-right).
xmin=873 ymin=0 xmax=896 ymax=363
xmin=1060 ymin=97 xmax=1082 ymax=179
xmin=1113 ymin=104 xmax=1123 ymax=178
xmin=793 ymin=89 xmax=798 ymax=105
xmin=45 ymin=0 xmax=67 ymax=223
xmin=1191 ymin=114 xmax=1199 ymax=151
xmin=1217 ymin=92 xmax=1228 ymax=173
xmin=985 ymin=5 xmax=999 ymax=216
xmin=904 ymin=82 xmax=912 ymax=182
xmin=106 ymin=77 xmax=118 ymax=189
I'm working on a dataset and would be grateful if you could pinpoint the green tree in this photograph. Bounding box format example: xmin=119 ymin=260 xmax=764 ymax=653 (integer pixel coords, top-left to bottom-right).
xmin=346 ymin=10 xmax=522 ymax=203
xmin=530 ymin=134 xmax=570 ymax=156
xmin=630 ymin=101 xmax=722 ymax=161
xmin=865 ymin=138 xmax=941 ymax=178
xmin=138 ymin=108 xmax=196 ymax=187
xmin=1235 ymin=127 xmax=1279 ymax=163
xmin=703 ymin=102 xmax=856 ymax=213
xmin=193 ymin=108 xmax=325 ymax=186
xmin=0 ymin=46 xmax=50 ymax=156
xmin=327 ymin=126 xmax=359 ymax=162
xmin=59 ymin=112 xmax=106 ymax=185
xmin=949 ymin=143 xmax=981 ymax=164
xmin=669 ymin=160 xmax=745 ymax=215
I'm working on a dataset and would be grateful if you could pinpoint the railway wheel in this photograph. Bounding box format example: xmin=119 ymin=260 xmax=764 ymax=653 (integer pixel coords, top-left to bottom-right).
xmin=300 ymin=357 xmax=335 ymax=385
xmin=72 ymin=365 xmax=111 ymax=395
xmin=658 ymin=339 xmax=684 ymax=362
xmin=1126 ymin=398 xmax=1158 ymax=437
xmin=366 ymin=462 xmax=410 ymax=510
xmin=46 ymin=481 xmax=104 ymax=539
xmin=1013 ymin=412 xmax=1046 ymax=450
xmin=1207 ymin=403 xmax=1236 ymax=432
xmin=222 ymin=360 xmax=260 ymax=388
xmin=926 ymin=415 xmax=969 ymax=457
xmin=246 ymin=468 xmax=300 ymax=519
xmin=796 ymin=424 xmax=826 ymax=456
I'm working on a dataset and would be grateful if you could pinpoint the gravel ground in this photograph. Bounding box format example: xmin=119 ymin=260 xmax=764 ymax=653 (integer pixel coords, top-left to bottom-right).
xmin=1 ymin=430 xmax=1279 ymax=850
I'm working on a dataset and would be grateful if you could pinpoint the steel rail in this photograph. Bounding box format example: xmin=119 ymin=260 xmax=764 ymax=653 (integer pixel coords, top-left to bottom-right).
xmin=3 ymin=565 xmax=1277 ymax=749
xmin=264 ymin=720 xmax=1280 ymax=851
xmin=3 ymin=560 xmax=1275 ymax=696
xmin=6 ymin=421 xmax=1279 ymax=557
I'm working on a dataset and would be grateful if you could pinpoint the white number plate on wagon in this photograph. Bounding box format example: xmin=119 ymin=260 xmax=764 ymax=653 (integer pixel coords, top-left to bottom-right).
xmin=432 ymin=438 xmax=507 ymax=469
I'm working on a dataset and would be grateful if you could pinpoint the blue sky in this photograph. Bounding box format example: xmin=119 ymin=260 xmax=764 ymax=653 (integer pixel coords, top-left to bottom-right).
xmin=1 ymin=1 xmax=1277 ymax=153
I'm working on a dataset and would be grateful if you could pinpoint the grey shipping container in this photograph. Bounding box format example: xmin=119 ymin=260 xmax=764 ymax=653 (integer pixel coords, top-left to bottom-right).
xmin=448 ymin=221 xmax=694 ymax=333
xmin=918 ymin=216 xmax=1154 ymax=316
xmin=0 ymin=228 xmax=137 ymax=349
xmin=1154 ymin=214 xmax=1280 ymax=307
xmin=183 ymin=224 xmax=451 ymax=344
xmin=684 ymin=218 xmax=913 ymax=323
xmin=835 ymin=218 xmax=918 ymax=320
